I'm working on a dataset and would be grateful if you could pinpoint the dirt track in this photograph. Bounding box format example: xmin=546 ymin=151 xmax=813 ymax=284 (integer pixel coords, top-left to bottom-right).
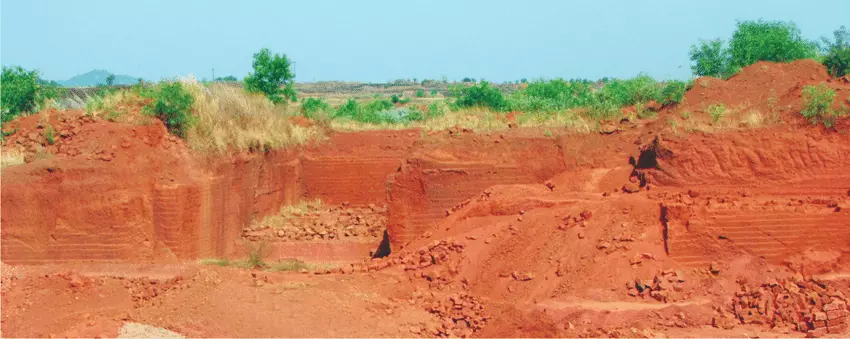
xmin=3 ymin=60 xmax=850 ymax=337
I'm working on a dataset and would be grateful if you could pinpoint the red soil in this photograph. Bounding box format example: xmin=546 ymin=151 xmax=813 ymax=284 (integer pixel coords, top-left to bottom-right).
xmin=660 ymin=60 xmax=850 ymax=126
xmin=3 ymin=60 xmax=850 ymax=338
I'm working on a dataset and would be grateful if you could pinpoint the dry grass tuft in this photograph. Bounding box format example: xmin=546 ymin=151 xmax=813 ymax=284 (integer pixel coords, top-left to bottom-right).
xmin=416 ymin=107 xmax=592 ymax=133
xmin=740 ymin=110 xmax=766 ymax=128
xmin=516 ymin=110 xmax=593 ymax=133
xmin=85 ymin=90 xmax=151 ymax=123
xmin=184 ymin=83 xmax=324 ymax=153
xmin=328 ymin=120 xmax=414 ymax=131
xmin=278 ymin=199 xmax=324 ymax=216
xmin=199 ymin=256 xmax=320 ymax=273
xmin=418 ymin=107 xmax=508 ymax=132
xmin=250 ymin=199 xmax=324 ymax=229
xmin=1 ymin=147 xmax=25 ymax=169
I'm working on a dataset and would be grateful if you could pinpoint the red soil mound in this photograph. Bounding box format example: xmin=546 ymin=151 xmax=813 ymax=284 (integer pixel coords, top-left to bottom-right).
xmin=661 ymin=60 xmax=850 ymax=126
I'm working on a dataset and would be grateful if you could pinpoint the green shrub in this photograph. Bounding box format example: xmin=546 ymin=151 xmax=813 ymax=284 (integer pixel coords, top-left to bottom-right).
xmin=821 ymin=26 xmax=850 ymax=77
xmin=332 ymin=97 xmax=425 ymax=124
xmin=801 ymin=84 xmax=836 ymax=126
xmin=507 ymin=82 xmax=589 ymax=115
xmin=426 ymin=102 xmax=446 ymax=118
xmin=143 ymin=82 xmax=196 ymax=137
xmin=430 ymin=89 xmax=437 ymax=96
xmin=585 ymin=100 xmax=621 ymax=120
xmin=334 ymin=98 xmax=416 ymax=124
xmin=43 ymin=125 xmax=55 ymax=145
xmin=334 ymin=99 xmax=361 ymax=120
xmin=451 ymin=81 xmax=507 ymax=111
xmin=244 ymin=48 xmax=296 ymax=104
xmin=388 ymin=95 xmax=410 ymax=105
xmin=1 ymin=66 xmax=57 ymax=123
xmin=301 ymin=97 xmax=330 ymax=119
xmin=378 ymin=107 xmax=424 ymax=123
xmin=510 ymin=79 xmax=595 ymax=112
xmin=728 ymin=20 xmax=817 ymax=68
xmin=415 ymin=89 xmax=425 ymax=97
xmin=708 ymin=104 xmax=726 ymax=124
xmin=659 ymin=80 xmax=689 ymax=105
xmin=595 ymin=74 xmax=660 ymax=107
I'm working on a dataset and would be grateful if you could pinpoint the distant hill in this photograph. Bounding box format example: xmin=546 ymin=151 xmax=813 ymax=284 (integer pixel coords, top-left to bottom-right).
xmin=57 ymin=69 xmax=140 ymax=87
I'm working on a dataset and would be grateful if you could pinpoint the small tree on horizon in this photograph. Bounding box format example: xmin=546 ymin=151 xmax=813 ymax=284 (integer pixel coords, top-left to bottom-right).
xmin=244 ymin=48 xmax=296 ymax=103
xmin=821 ymin=26 xmax=850 ymax=77
xmin=215 ymin=75 xmax=238 ymax=82
xmin=105 ymin=74 xmax=116 ymax=86
xmin=689 ymin=39 xmax=735 ymax=78
xmin=689 ymin=20 xmax=819 ymax=79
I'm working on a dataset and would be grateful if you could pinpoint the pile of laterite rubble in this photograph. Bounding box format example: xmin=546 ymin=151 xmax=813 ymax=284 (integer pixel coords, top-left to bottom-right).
xmin=713 ymin=275 xmax=848 ymax=336
xmin=3 ymin=114 xmax=92 ymax=161
xmin=243 ymin=204 xmax=386 ymax=241
xmin=421 ymin=292 xmax=487 ymax=338
xmin=627 ymin=269 xmax=690 ymax=303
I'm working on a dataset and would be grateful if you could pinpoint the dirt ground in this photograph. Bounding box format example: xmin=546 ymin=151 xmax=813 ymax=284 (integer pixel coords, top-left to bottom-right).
xmin=3 ymin=60 xmax=850 ymax=338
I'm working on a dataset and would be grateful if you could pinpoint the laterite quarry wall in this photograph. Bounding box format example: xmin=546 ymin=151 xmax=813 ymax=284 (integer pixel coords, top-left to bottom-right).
xmin=653 ymin=130 xmax=850 ymax=267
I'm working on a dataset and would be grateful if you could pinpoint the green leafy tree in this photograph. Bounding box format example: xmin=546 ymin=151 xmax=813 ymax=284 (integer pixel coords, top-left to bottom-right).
xmin=244 ymin=48 xmax=296 ymax=103
xmin=1 ymin=66 xmax=57 ymax=123
xmin=106 ymin=74 xmax=116 ymax=86
xmin=821 ymin=26 xmax=850 ymax=77
xmin=689 ymin=20 xmax=818 ymax=78
xmin=689 ymin=39 xmax=735 ymax=78
xmin=727 ymin=20 xmax=818 ymax=68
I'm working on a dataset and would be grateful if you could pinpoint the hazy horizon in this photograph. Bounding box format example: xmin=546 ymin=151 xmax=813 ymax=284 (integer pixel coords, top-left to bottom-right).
xmin=2 ymin=0 xmax=848 ymax=83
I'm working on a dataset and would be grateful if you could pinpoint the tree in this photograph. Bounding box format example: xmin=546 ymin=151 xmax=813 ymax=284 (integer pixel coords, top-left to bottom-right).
xmin=821 ymin=26 xmax=850 ymax=77
xmin=688 ymin=20 xmax=818 ymax=78
xmin=727 ymin=20 xmax=818 ymax=69
xmin=689 ymin=39 xmax=734 ymax=78
xmin=106 ymin=74 xmax=116 ymax=86
xmin=1 ymin=66 xmax=56 ymax=123
xmin=244 ymin=48 xmax=296 ymax=103
xmin=215 ymin=75 xmax=238 ymax=82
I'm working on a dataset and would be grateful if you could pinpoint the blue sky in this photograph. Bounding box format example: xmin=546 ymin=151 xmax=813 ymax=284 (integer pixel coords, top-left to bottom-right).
xmin=2 ymin=0 xmax=848 ymax=83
